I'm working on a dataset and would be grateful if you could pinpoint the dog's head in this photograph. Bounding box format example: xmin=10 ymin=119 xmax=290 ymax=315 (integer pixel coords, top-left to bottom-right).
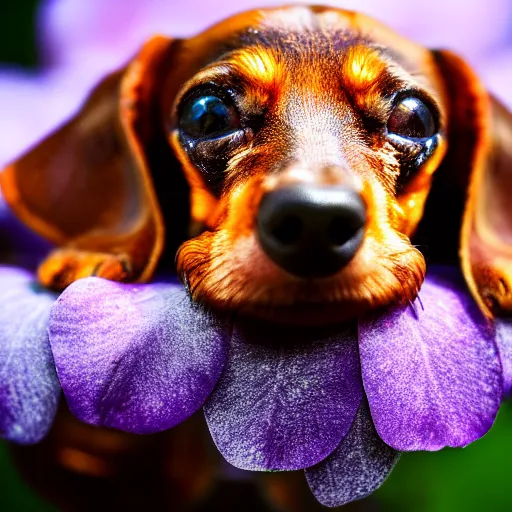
xmin=169 ymin=6 xmax=448 ymax=323
xmin=2 ymin=5 xmax=511 ymax=323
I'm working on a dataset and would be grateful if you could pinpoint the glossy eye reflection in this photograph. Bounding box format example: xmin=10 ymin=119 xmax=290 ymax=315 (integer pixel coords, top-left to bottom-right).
xmin=387 ymin=96 xmax=436 ymax=139
xmin=180 ymin=95 xmax=241 ymax=139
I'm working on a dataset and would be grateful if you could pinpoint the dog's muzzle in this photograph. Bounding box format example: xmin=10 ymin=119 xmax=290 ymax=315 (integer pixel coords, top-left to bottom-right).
xmin=257 ymin=184 xmax=366 ymax=278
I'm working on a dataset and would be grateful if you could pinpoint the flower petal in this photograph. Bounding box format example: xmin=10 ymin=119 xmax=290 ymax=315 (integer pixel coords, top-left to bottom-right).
xmin=204 ymin=320 xmax=362 ymax=471
xmin=360 ymin=267 xmax=502 ymax=451
xmin=49 ymin=277 xmax=229 ymax=434
xmin=305 ymin=400 xmax=399 ymax=508
xmin=496 ymin=318 xmax=512 ymax=395
xmin=0 ymin=266 xmax=59 ymax=444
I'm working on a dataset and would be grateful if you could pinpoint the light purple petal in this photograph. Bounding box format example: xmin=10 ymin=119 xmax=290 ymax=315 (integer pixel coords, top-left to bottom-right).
xmin=360 ymin=267 xmax=502 ymax=451
xmin=305 ymin=400 xmax=399 ymax=508
xmin=204 ymin=320 xmax=362 ymax=471
xmin=496 ymin=318 xmax=512 ymax=396
xmin=49 ymin=277 xmax=229 ymax=434
xmin=0 ymin=266 xmax=59 ymax=444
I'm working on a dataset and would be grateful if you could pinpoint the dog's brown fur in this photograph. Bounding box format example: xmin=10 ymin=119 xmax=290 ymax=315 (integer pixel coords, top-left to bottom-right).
xmin=1 ymin=5 xmax=511 ymax=323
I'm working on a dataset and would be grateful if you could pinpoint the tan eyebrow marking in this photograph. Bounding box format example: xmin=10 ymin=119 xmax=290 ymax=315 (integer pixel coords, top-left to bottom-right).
xmin=342 ymin=45 xmax=388 ymax=92
xmin=230 ymin=46 xmax=282 ymax=88
xmin=341 ymin=44 xmax=407 ymax=117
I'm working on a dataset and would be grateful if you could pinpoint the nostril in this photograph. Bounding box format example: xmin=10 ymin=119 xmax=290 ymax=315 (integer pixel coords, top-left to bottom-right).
xmin=271 ymin=215 xmax=303 ymax=246
xmin=327 ymin=216 xmax=362 ymax=246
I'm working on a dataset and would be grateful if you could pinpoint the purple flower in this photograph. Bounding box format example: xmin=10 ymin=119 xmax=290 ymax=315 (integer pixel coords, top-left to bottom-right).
xmin=31 ymin=266 xmax=498 ymax=507
xmin=0 ymin=267 xmax=59 ymax=444
xmin=496 ymin=319 xmax=512 ymax=396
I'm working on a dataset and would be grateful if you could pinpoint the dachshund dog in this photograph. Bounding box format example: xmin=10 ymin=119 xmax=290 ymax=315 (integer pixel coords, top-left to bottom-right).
xmin=1 ymin=5 xmax=511 ymax=324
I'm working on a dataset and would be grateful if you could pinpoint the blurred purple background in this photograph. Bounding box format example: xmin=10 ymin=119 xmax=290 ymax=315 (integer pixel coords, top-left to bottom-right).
xmin=0 ymin=0 xmax=511 ymax=168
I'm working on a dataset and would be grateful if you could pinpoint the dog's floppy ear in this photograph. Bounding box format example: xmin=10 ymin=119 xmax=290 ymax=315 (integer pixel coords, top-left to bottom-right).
xmin=0 ymin=36 xmax=179 ymax=283
xmin=434 ymin=49 xmax=512 ymax=317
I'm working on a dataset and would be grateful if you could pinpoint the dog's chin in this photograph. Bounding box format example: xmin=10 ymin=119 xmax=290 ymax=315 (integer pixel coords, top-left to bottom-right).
xmin=185 ymin=272 xmax=422 ymax=326
xmin=177 ymin=231 xmax=426 ymax=326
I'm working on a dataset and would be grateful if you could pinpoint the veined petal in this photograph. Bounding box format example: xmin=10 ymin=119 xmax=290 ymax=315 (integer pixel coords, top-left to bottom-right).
xmin=305 ymin=400 xmax=399 ymax=508
xmin=360 ymin=267 xmax=502 ymax=451
xmin=496 ymin=318 xmax=512 ymax=395
xmin=204 ymin=320 xmax=362 ymax=471
xmin=0 ymin=266 xmax=59 ymax=444
xmin=49 ymin=277 xmax=229 ymax=434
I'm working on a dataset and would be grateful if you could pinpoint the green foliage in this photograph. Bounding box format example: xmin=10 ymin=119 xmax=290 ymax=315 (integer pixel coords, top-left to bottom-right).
xmin=378 ymin=401 xmax=512 ymax=511
xmin=0 ymin=443 xmax=54 ymax=511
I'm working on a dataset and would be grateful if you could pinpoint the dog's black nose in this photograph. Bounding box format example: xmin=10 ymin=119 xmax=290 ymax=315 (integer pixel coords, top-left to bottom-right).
xmin=257 ymin=185 xmax=366 ymax=278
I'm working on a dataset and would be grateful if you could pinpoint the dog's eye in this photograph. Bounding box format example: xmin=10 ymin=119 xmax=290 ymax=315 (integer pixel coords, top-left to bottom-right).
xmin=180 ymin=95 xmax=240 ymax=139
xmin=386 ymin=96 xmax=441 ymax=193
xmin=387 ymin=97 xmax=436 ymax=139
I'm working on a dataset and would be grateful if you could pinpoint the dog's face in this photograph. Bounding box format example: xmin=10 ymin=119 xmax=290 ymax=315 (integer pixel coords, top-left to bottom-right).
xmin=166 ymin=6 xmax=448 ymax=323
